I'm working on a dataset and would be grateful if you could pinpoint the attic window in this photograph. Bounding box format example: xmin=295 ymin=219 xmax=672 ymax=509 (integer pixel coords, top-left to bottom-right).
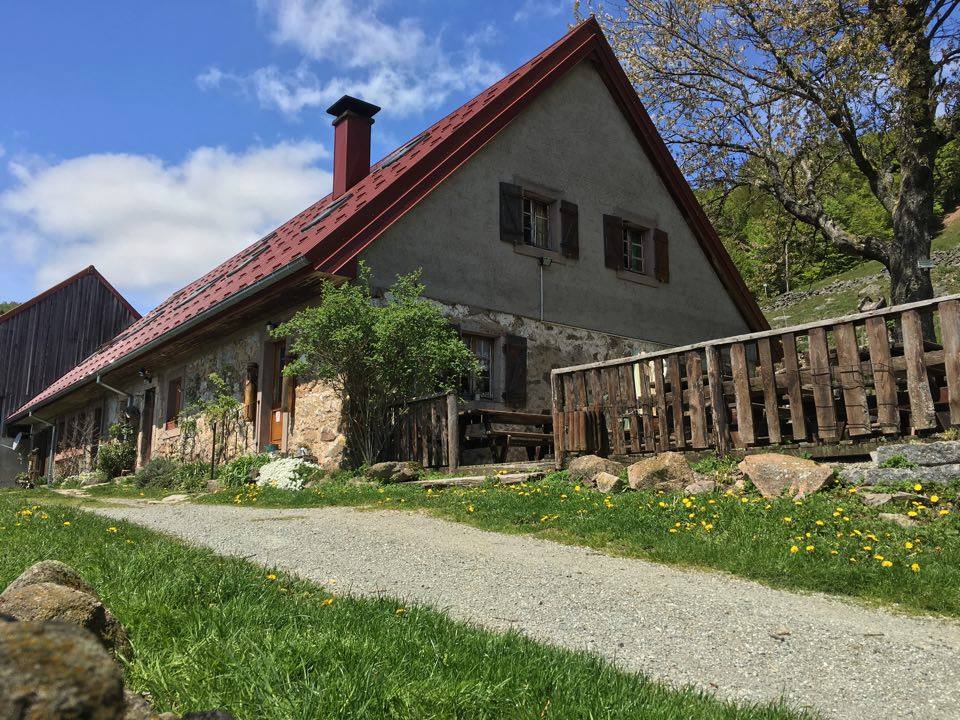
xmin=522 ymin=195 xmax=550 ymax=249
xmin=378 ymin=133 xmax=429 ymax=170
xmin=623 ymin=225 xmax=649 ymax=275
xmin=301 ymin=193 xmax=352 ymax=232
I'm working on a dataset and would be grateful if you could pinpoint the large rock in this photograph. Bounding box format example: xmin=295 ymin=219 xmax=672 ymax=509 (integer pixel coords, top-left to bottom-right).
xmin=684 ymin=478 xmax=717 ymax=495
xmin=364 ymin=461 xmax=423 ymax=484
xmin=4 ymin=560 xmax=99 ymax=598
xmin=858 ymin=491 xmax=926 ymax=507
xmin=594 ymin=471 xmax=624 ymax=494
xmin=874 ymin=441 xmax=960 ymax=467
xmin=567 ymin=455 xmax=624 ymax=486
xmin=839 ymin=464 xmax=960 ymax=487
xmin=879 ymin=512 xmax=918 ymax=528
xmin=738 ymin=454 xmax=833 ymax=499
xmin=0 ymin=619 xmax=125 ymax=720
xmin=627 ymin=452 xmax=694 ymax=492
xmin=0 ymin=582 xmax=132 ymax=659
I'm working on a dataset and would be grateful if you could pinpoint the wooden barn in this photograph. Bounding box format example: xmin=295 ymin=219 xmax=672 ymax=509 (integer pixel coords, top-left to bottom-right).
xmin=0 ymin=266 xmax=139 ymax=484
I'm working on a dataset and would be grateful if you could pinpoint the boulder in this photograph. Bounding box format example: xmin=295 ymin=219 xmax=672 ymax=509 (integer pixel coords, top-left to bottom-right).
xmin=364 ymin=461 xmax=423 ymax=484
xmin=858 ymin=491 xmax=926 ymax=507
xmin=873 ymin=441 xmax=960 ymax=467
xmin=684 ymin=478 xmax=717 ymax=495
xmin=0 ymin=619 xmax=125 ymax=720
xmin=123 ymin=690 xmax=158 ymax=720
xmin=627 ymin=452 xmax=694 ymax=492
xmin=4 ymin=560 xmax=99 ymax=598
xmin=738 ymin=454 xmax=832 ymax=499
xmin=567 ymin=455 xmax=624 ymax=486
xmin=0 ymin=582 xmax=132 ymax=659
xmin=594 ymin=471 xmax=625 ymax=494
xmin=839 ymin=464 xmax=960 ymax=487
xmin=879 ymin=512 xmax=918 ymax=529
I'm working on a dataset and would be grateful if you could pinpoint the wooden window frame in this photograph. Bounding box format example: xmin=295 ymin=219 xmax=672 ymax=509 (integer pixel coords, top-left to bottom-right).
xmin=622 ymin=223 xmax=652 ymax=276
xmin=164 ymin=376 xmax=183 ymax=430
xmin=461 ymin=333 xmax=496 ymax=401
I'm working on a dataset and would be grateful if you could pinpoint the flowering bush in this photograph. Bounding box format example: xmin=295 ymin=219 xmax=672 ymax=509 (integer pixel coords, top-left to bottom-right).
xmin=218 ymin=453 xmax=272 ymax=489
xmin=256 ymin=458 xmax=321 ymax=491
xmin=59 ymin=470 xmax=107 ymax=488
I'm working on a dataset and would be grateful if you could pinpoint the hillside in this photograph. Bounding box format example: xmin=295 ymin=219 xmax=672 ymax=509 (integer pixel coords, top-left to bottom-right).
xmin=761 ymin=213 xmax=960 ymax=327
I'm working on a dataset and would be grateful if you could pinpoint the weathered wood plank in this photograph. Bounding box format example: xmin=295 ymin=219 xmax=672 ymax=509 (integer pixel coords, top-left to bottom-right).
xmin=705 ymin=345 xmax=731 ymax=455
xmin=901 ymin=309 xmax=937 ymax=430
xmin=686 ymin=351 xmax=708 ymax=448
xmin=780 ymin=333 xmax=806 ymax=441
xmin=865 ymin=317 xmax=899 ymax=434
xmin=939 ymin=300 xmax=960 ymax=426
xmin=808 ymin=327 xmax=838 ymax=441
xmin=729 ymin=342 xmax=754 ymax=447
xmin=653 ymin=358 xmax=670 ymax=451
xmin=757 ymin=337 xmax=781 ymax=445
xmin=667 ymin=354 xmax=686 ymax=450
xmin=637 ymin=362 xmax=656 ymax=452
xmin=619 ymin=363 xmax=642 ymax=454
xmin=602 ymin=366 xmax=625 ymax=455
xmin=834 ymin=322 xmax=871 ymax=436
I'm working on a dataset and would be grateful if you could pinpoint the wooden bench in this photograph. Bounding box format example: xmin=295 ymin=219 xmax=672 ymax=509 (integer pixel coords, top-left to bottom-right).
xmin=459 ymin=408 xmax=553 ymax=463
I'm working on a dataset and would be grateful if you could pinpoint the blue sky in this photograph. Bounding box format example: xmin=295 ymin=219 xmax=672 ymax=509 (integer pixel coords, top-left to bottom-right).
xmin=0 ymin=0 xmax=575 ymax=312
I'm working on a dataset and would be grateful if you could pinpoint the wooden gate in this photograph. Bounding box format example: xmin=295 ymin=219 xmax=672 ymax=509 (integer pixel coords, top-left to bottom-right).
xmin=551 ymin=294 xmax=960 ymax=462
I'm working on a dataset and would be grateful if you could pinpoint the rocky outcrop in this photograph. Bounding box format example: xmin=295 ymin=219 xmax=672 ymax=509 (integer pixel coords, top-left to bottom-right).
xmin=738 ymin=454 xmax=833 ymax=499
xmin=594 ymin=471 xmax=625 ymax=494
xmin=626 ymin=452 xmax=694 ymax=492
xmin=839 ymin=464 xmax=960 ymax=487
xmin=858 ymin=491 xmax=926 ymax=507
xmin=566 ymin=455 xmax=624 ymax=486
xmin=684 ymin=478 xmax=717 ymax=495
xmin=879 ymin=512 xmax=918 ymax=529
xmin=0 ymin=618 xmax=126 ymax=720
xmin=873 ymin=441 xmax=960 ymax=467
xmin=364 ymin=461 xmax=423 ymax=484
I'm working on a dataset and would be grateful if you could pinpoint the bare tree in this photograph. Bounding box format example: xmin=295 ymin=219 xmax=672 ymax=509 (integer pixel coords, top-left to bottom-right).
xmin=580 ymin=0 xmax=960 ymax=308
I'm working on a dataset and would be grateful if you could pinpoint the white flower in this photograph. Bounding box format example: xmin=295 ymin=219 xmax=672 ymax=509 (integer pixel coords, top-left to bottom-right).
xmin=255 ymin=458 xmax=319 ymax=491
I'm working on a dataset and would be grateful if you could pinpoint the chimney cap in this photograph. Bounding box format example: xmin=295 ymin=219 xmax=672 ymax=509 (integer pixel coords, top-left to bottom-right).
xmin=326 ymin=95 xmax=381 ymax=122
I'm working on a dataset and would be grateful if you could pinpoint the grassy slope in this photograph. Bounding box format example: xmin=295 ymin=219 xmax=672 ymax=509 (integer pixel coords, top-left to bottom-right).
xmin=0 ymin=492 xmax=807 ymax=720
xmin=186 ymin=472 xmax=960 ymax=617
xmin=764 ymin=216 xmax=960 ymax=327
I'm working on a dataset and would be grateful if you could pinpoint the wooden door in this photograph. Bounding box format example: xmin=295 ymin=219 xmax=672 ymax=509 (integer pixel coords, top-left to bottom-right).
xmin=269 ymin=341 xmax=287 ymax=447
xmin=140 ymin=388 xmax=155 ymax=464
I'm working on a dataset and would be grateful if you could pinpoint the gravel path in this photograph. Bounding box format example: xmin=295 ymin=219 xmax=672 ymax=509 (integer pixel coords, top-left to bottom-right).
xmin=93 ymin=502 xmax=960 ymax=720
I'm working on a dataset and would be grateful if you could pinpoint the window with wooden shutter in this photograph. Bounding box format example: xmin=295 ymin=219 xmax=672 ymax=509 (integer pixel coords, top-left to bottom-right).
xmin=603 ymin=214 xmax=624 ymax=270
xmin=654 ymin=228 xmax=670 ymax=283
xmin=164 ymin=377 xmax=182 ymax=430
xmin=560 ymin=200 xmax=579 ymax=259
xmin=503 ymin=334 xmax=528 ymax=407
xmin=499 ymin=182 xmax=524 ymax=245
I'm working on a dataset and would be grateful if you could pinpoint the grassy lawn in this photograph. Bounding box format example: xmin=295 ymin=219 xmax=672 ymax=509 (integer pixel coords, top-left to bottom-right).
xmin=190 ymin=472 xmax=960 ymax=618
xmin=0 ymin=492 xmax=808 ymax=720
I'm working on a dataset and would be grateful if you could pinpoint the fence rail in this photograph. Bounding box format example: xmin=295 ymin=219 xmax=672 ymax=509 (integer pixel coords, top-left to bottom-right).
xmin=551 ymin=294 xmax=960 ymax=462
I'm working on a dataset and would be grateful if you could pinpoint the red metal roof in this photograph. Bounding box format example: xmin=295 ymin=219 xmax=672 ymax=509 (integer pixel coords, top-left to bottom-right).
xmin=8 ymin=18 xmax=766 ymax=423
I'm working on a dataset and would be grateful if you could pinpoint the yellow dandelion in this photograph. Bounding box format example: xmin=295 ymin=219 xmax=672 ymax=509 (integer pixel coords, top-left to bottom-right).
xmin=907 ymin=510 xmax=918 ymax=517
xmin=783 ymin=517 xmax=792 ymax=523
xmin=790 ymin=545 xmax=799 ymax=554
xmin=815 ymin=519 xmax=825 ymax=526
xmin=913 ymin=483 xmax=923 ymax=491
xmin=881 ymin=560 xmax=893 ymax=568
xmin=467 ymin=504 xmax=474 ymax=513
xmin=805 ymin=545 xmax=815 ymax=552
xmin=930 ymin=495 xmax=939 ymax=503
xmin=107 ymin=527 xmax=118 ymax=533
xmin=322 ymin=598 xmax=334 ymax=606
xmin=266 ymin=574 xmax=277 ymax=581
xmin=395 ymin=608 xmax=406 ymax=615
xmin=62 ymin=521 xmax=71 ymax=526
xmin=905 ymin=541 xmax=914 ymax=549
xmin=911 ymin=563 xmax=920 ymax=573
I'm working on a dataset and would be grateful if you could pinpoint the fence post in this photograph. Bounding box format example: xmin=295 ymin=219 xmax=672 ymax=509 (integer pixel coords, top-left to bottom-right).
xmin=551 ymin=370 xmax=565 ymax=469
xmin=446 ymin=392 xmax=459 ymax=472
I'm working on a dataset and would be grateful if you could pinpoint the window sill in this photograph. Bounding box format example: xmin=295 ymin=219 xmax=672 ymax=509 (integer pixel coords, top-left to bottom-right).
xmin=513 ymin=244 xmax=567 ymax=264
xmin=616 ymin=270 xmax=660 ymax=288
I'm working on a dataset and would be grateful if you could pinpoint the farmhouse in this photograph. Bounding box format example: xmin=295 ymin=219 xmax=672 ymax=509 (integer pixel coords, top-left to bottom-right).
xmin=0 ymin=266 xmax=139 ymax=484
xmin=5 ymin=18 xmax=765 ymax=476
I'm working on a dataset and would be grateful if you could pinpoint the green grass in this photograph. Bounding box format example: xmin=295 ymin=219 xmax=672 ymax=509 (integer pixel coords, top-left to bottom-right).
xmin=188 ymin=472 xmax=960 ymax=617
xmin=0 ymin=492 xmax=808 ymax=720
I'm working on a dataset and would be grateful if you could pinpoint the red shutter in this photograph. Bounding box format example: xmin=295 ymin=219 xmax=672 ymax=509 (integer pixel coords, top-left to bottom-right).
xmin=603 ymin=214 xmax=623 ymax=270
xmin=559 ymin=200 xmax=579 ymax=259
xmin=654 ymin=228 xmax=669 ymax=283
xmin=503 ymin=334 xmax=528 ymax=407
xmin=499 ymin=182 xmax=524 ymax=245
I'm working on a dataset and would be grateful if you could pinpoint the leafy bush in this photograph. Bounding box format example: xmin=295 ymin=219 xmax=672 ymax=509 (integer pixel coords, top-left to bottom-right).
xmin=59 ymin=470 xmax=107 ymax=488
xmin=878 ymin=454 xmax=917 ymax=469
xmin=134 ymin=458 xmax=210 ymax=492
xmin=96 ymin=439 xmax=136 ymax=480
xmin=217 ymin=453 xmax=272 ymax=489
xmin=176 ymin=461 xmax=211 ymax=493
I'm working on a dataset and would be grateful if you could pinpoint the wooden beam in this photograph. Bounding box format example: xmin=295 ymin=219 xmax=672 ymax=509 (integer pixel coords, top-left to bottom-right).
xmin=939 ymin=300 xmax=960 ymax=426
xmin=834 ymin=322 xmax=871 ymax=436
xmin=757 ymin=337 xmax=781 ymax=445
xmin=901 ymin=309 xmax=937 ymax=430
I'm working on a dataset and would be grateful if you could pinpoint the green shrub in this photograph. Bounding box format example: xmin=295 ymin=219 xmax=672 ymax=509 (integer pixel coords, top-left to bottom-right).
xmin=878 ymin=454 xmax=917 ymax=469
xmin=217 ymin=453 xmax=272 ymax=489
xmin=96 ymin=439 xmax=136 ymax=479
xmin=59 ymin=470 xmax=107 ymax=488
xmin=134 ymin=457 xmax=211 ymax=492
xmin=177 ymin=460 xmax=211 ymax=493
xmin=692 ymin=455 xmax=740 ymax=476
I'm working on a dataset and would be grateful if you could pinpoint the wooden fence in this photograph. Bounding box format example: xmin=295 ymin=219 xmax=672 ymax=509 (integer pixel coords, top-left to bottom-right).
xmin=386 ymin=391 xmax=459 ymax=469
xmin=551 ymin=294 xmax=960 ymax=463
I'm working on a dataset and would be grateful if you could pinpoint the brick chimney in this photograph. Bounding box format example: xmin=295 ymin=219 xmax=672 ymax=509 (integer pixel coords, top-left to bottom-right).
xmin=326 ymin=95 xmax=381 ymax=199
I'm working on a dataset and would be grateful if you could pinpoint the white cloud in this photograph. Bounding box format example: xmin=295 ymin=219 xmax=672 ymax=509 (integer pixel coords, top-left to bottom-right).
xmin=0 ymin=142 xmax=331 ymax=305
xmin=514 ymin=0 xmax=566 ymax=23
xmin=199 ymin=0 xmax=503 ymax=119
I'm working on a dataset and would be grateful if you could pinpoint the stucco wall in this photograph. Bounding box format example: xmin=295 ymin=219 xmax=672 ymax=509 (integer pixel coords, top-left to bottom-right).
xmin=360 ymin=60 xmax=751 ymax=346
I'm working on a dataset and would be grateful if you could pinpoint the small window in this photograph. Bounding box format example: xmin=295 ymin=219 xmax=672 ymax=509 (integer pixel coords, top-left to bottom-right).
xmin=623 ymin=225 xmax=649 ymax=274
xmin=522 ymin=196 xmax=550 ymax=249
xmin=165 ymin=377 xmax=182 ymax=430
xmin=462 ymin=334 xmax=494 ymax=399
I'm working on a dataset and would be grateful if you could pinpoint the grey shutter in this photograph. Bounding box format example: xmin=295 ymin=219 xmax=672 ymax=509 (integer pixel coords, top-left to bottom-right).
xmin=499 ymin=182 xmax=524 ymax=245
xmin=603 ymin=214 xmax=623 ymax=270
xmin=654 ymin=228 xmax=669 ymax=283
xmin=560 ymin=200 xmax=579 ymax=259
xmin=503 ymin=334 xmax=528 ymax=407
